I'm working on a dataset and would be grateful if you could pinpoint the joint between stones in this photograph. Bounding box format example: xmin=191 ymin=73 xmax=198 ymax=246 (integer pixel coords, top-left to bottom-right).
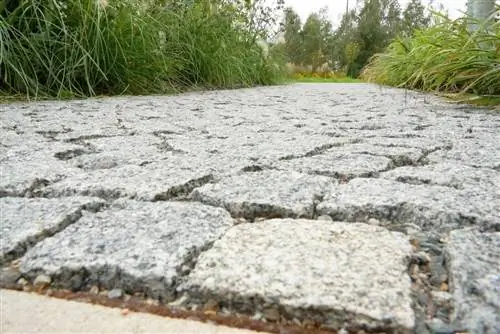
xmin=0 ymin=202 xmax=106 ymax=267
xmin=153 ymin=175 xmax=215 ymax=201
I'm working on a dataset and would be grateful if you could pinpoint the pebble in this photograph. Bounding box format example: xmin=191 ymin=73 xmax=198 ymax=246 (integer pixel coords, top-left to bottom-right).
xmin=367 ymin=218 xmax=380 ymax=225
xmin=251 ymin=311 xmax=263 ymax=321
xmin=107 ymin=288 xmax=123 ymax=299
xmin=145 ymin=298 xmax=160 ymax=306
xmin=426 ymin=318 xmax=454 ymax=334
xmin=168 ymin=295 xmax=187 ymax=307
xmin=33 ymin=274 xmax=51 ymax=288
xmin=317 ymin=215 xmax=333 ymax=221
xmin=413 ymin=251 xmax=431 ymax=265
xmin=203 ymin=298 xmax=219 ymax=311
xmin=0 ymin=267 xmax=21 ymax=286
xmin=262 ymin=307 xmax=280 ymax=321
xmin=89 ymin=285 xmax=99 ymax=294
xmin=431 ymin=291 xmax=452 ymax=305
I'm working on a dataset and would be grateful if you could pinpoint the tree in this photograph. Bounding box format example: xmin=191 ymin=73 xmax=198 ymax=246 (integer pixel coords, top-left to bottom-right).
xmin=347 ymin=0 xmax=402 ymax=76
xmin=401 ymin=0 xmax=431 ymax=37
xmin=282 ymin=7 xmax=303 ymax=64
xmin=467 ymin=0 xmax=497 ymax=32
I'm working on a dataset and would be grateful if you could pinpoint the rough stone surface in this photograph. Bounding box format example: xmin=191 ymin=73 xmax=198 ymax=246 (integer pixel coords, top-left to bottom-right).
xmin=190 ymin=170 xmax=334 ymax=220
xmin=39 ymin=159 xmax=216 ymax=201
xmin=275 ymin=152 xmax=393 ymax=180
xmin=182 ymin=219 xmax=414 ymax=332
xmin=19 ymin=200 xmax=234 ymax=300
xmin=1 ymin=83 xmax=499 ymax=332
xmin=0 ymin=197 xmax=106 ymax=265
xmin=316 ymin=178 xmax=499 ymax=232
xmin=445 ymin=229 xmax=500 ymax=334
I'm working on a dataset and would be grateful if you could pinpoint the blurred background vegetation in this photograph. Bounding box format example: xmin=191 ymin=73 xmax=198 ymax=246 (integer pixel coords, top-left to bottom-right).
xmin=0 ymin=0 xmax=498 ymax=100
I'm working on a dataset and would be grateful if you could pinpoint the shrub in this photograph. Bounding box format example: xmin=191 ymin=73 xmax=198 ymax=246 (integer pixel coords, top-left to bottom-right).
xmin=0 ymin=0 xmax=285 ymax=98
xmin=362 ymin=7 xmax=500 ymax=96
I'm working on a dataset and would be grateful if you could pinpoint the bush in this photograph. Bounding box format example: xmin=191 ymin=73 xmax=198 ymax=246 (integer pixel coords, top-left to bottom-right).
xmin=362 ymin=7 xmax=500 ymax=96
xmin=0 ymin=0 xmax=285 ymax=98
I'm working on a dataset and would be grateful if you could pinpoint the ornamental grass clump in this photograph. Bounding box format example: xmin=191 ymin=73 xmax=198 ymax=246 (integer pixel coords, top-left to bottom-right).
xmin=362 ymin=7 xmax=500 ymax=96
xmin=0 ymin=0 xmax=284 ymax=99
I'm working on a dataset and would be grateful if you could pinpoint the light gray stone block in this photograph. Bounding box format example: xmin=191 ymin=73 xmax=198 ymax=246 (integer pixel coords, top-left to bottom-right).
xmin=182 ymin=219 xmax=414 ymax=332
xmin=190 ymin=170 xmax=335 ymax=220
xmin=19 ymin=200 xmax=234 ymax=300
xmin=0 ymin=197 xmax=106 ymax=265
xmin=446 ymin=229 xmax=500 ymax=334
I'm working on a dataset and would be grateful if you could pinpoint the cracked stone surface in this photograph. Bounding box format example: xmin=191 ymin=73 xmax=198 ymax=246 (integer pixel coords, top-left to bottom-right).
xmin=39 ymin=159 xmax=216 ymax=201
xmin=316 ymin=178 xmax=499 ymax=232
xmin=181 ymin=219 xmax=414 ymax=332
xmin=0 ymin=197 xmax=106 ymax=265
xmin=18 ymin=200 xmax=234 ymax=300
xmin=274 ymin=152 xmax=393 ymax=179
xmin=445 ymin=229 xmax=500 ymax=334
xmin=1 ymin=83 xmax=499 ymax=333
xmin=190 ymin=170 xmax=334 ymax=220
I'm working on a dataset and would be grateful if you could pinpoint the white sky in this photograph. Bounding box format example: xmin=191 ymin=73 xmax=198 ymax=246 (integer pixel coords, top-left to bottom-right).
xmin=280 ymin=0 xmax=469 ymax=26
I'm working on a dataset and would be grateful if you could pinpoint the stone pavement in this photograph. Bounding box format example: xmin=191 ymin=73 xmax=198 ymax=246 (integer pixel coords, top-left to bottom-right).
xmin=0 ymin=84 xmax=499 ymax=334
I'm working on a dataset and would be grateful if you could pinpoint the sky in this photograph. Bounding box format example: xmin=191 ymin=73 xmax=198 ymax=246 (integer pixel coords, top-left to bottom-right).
xmin=279 ymin=0 xmax=470 ymax=26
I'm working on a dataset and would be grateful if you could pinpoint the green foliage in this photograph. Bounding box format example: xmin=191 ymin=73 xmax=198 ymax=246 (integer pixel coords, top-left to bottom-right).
xmin=282 ymin=7 xmax=302 ymax=64
xmin=0 ymin=0 xmax=286 ymax=98
xmin=281 ymin=0 xmax=432 ymax=78
xmin=362 ymin=8 xmax=500 ymax=96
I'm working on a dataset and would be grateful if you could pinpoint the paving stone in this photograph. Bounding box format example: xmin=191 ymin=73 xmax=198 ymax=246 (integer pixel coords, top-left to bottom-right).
xmin=337 ymin=143 xmax=424 ymax=166
xmin=0 ymin=197 xmax=106 ymax=265
xmin=66 ymin=134 xmax=175 ymax=170
xmin=425 ymin=133 xmax=500 ymax=170
xmin=1 ymin=83 xmax=499 ymax=331
xmin=0 ymin=142 xmax=85 ymax=196
xmin=316 ymin=178 xmax=499 ymax=232
xmin=381 ymin=162 xmax=500 ymax=193
xmin=274 ymin=152 xmax=393 ymax=179
xmin=445 ymin=229 xmax=500 ymax=334
xmin=182 ymin=219 xmax=414 ymax=332
xmin=190 ymin=170 xmax=335 ymax=220
xmin=39 ymin=159 xmax=215 ymax=201
xmin=19 ymin=200 xmax=234 ymax=300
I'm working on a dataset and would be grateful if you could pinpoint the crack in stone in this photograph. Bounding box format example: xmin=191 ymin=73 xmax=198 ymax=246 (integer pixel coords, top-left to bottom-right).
xmin=0 ymin=178 xmax=56 ymax=198
xmin=417 ymin=144 xmax=453 ymax=166
xmin=0 ymin=201 xmax=108 ymax=267
xmin=54 ymin=147 xmax=94 ymax=161
xmin=278 ymin=140 xmax=361 ymax=161
xmin=240 ymin=165 xmax=276 ymax=173
xmin=153 ymin=175 xmax=215 ymax=201
xmin=36 ymin=129 xmax=72 ymax=140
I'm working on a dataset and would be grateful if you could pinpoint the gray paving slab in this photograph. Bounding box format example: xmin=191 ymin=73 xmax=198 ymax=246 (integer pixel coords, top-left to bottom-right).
xmin=0 ymin=197 xmax=106 ymax=265
xmin=445 ymin=229 xmax=500 ymax=334
xmin=274 ymin=152 xmax=393 ymax=179
xmin=316 ymin=178 xmax=499 ymax=232
xmin=190 ymin=170 xmax=334 ymax=220
xmin=381 ymin=162 xmax=500 ymax=194
xmin=39 ymin=159 xmax=216 ymax=201
xmin=0 ymin=141 xmax=86 ymax=196
xmin=181 ymin=219 xmax=414 ymax=332
xmin=19 ymin=200 xmax=234 ymax=300
xmin=1 ymin=83 xmax=499 ymax=333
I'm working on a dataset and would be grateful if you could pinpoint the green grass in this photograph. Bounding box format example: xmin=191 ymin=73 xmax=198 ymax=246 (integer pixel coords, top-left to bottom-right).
xmin=362 ymin=7 xmax=500 ymax=101
xmin=0 ymin=0 xmax=285 ymax=99
xmin=288 ymin=76 xmax=362 ymax=83
xmin=441 ymin=93 xmax=500 ymax=107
